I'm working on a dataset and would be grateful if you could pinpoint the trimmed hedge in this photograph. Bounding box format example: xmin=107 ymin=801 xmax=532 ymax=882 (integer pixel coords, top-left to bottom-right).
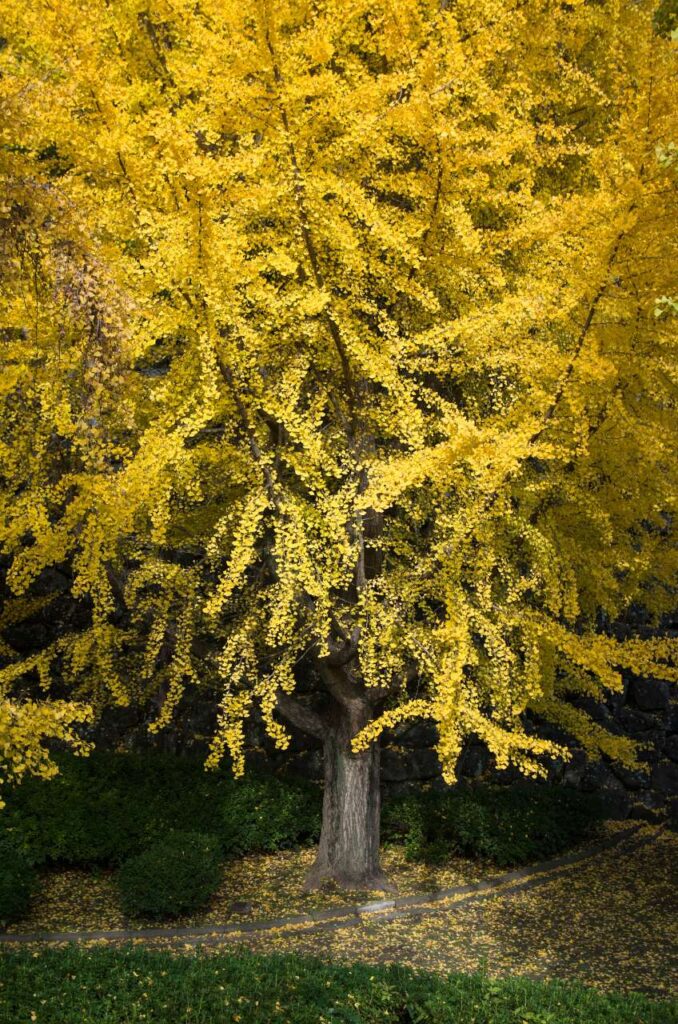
xmin=382 ymin=783 xmax=605 ymax=867
xmin=2 ymin=753 xmax=605 ymax=872
xmin=0 ymin=834 xmax=35 ymax=926
xmin=2 ymin=752 xmax=321 ymax=867
xmin=118 ymin=831 xmax=222 ymax=919
xmin=0 ymin=947 xmax=674 ymax=1023
xmin=217 ymin=774 xmax=321 ymax=856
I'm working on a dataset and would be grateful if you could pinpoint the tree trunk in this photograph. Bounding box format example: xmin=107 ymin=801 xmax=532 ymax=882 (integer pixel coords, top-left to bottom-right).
xmin=304 ymin=699 xmax=393 ymax=892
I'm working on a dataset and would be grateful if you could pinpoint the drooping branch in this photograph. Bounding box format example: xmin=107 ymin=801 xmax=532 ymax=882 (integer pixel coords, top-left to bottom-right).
xmin=261 ymin=12 xmax=357 ymax=423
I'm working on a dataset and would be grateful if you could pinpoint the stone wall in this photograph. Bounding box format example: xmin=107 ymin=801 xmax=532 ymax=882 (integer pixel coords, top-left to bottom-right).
xmin=248 ymin=670 xmax=678 ymax=823
xmin=375 ymin=673 xmax=678 ymax=823
xmin=90 ymin=664 xmax=678 ymax=821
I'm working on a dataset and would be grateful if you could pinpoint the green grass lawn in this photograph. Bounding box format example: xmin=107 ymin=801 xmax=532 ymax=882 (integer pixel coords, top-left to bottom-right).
xmin=0 ymin=947 xmax=675 ymax=1024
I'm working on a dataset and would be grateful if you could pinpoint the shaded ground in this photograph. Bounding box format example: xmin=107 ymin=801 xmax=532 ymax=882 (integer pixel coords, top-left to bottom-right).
xmin=233 ymin=826 xmax=678 ymax=998
xmin=6 ymin=823 xmax=676 ymax=999
xmin=8 ymin=843 xmax=491 ymax=934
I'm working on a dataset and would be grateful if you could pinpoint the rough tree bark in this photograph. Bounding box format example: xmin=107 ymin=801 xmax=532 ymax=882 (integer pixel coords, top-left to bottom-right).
xmin=305 ymin=696 xmax=390 ymax=891
xmin=276 ymin=665 xmax=393 ymax=892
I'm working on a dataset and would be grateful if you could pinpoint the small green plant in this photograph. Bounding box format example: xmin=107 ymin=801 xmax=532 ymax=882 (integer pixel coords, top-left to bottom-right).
xmin=117 ymin=831 xmax=222 ymax=919
xmin=0 ymin=834 xmax=36 ymax=926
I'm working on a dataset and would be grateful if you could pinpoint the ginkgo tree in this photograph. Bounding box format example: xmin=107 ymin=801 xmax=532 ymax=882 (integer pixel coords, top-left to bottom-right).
xmin=0 ymin=0 xmax=676 ymax=888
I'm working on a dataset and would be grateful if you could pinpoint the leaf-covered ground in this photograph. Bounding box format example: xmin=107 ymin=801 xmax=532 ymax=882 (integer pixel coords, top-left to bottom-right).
xmin=233 ymin=826 xmax=678 ymax=999
xmin=6 ymin=823 xmax=677 ymax=999
xmin=8 ymin=844 xmax=491 ymax=934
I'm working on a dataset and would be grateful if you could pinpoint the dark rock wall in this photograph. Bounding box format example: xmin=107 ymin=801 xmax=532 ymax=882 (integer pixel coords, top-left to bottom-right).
xmin=375 ymin=674 xmax=678 ymax=823
xmin=89 ymin=669 xmax=678 ymax=822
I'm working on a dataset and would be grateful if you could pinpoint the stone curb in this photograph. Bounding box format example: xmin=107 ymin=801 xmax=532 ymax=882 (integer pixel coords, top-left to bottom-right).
xmin=0 ymin=824 xmax=652 ymax=947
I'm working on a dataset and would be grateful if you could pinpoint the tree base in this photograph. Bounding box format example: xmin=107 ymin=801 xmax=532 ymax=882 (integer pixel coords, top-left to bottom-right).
xmin=301 ymin=690 xmax=394 ymax=895
xmin=303 ymin=862 xmax=397 ymax=894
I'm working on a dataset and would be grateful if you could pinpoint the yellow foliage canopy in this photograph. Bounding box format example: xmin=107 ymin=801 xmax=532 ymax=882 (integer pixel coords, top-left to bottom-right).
xmin=0 ymin=0 xmax=676 ymax=793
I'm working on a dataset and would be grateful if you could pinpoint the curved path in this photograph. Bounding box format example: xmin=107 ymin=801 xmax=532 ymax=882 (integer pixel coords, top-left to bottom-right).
xmin=0 ymin=824 xmax=654 ymax=947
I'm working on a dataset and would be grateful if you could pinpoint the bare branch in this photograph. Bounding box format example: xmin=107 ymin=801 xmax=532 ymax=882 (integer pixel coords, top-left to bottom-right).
xmin=276 ymin=691 xmax=324 ymax=739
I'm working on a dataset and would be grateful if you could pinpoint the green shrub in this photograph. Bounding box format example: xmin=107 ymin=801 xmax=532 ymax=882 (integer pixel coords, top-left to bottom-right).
xmin=0 ymin=833 xmax=36 ymax=926
xmin=117 ymin=830 xmax=222 ymax=919
xmin=3 ymin=753 xmax=602 ymax=873
xmin=382 ymin=783 xmax=605 ymax=867
xmin=1 ymin=752 xmax=321 ymax=867
xmin=0 ymin=753 xmax=212 ymax=866
xmin=216 ymin=774 xmax=321 ymax=856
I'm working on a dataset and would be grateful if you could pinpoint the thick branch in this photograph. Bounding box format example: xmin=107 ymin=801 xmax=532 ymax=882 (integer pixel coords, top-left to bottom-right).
xmin=276 ymin=691 xmax=324 ymax=739
xmin=322 ymin=625 xmax=360 ymax=670
xmin=529 ymin=225 xmax=630 ymax=447
xmin=528 ymin=379 xmax=627 ymax=525
xmin=436 ymin=218 xmax=635 ymax=565
xmin=409 ymin=137 xmax=443 ymax=281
